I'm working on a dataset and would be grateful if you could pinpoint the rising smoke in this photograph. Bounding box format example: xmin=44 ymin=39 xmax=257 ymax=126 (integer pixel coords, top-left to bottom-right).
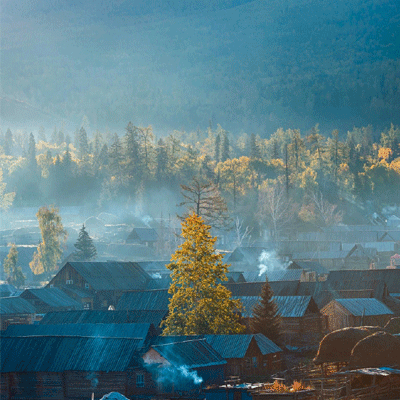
xmin=258 ymin=250 xmax=290 ymax=276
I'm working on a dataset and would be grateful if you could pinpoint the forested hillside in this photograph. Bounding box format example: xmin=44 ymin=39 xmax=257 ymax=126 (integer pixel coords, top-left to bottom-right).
xmin=1 ymin=0 xmax=400 ymax=133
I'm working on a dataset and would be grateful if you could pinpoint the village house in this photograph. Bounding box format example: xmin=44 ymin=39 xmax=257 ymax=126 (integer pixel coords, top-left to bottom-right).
xmin=239 ymin=295 xmax=325 ymax=345
xmin=126 ymin=227 xmax=158 ymax=247
xmin=143 ymin=338 xmax=226 ymax=394
xmin=321 ymin=298 xmax=394 ymax=331
xmin=47 ymin=261 xmax=152 ymax=309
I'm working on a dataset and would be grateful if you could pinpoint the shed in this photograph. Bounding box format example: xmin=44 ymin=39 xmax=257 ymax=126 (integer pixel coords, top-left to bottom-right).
xmin=321 ymin=298 xmax=394 ymax=332
xmin=0 ymin=297 xmax=36 ymax=330
xmin=20 ymin=288 xmax=82 ymax=314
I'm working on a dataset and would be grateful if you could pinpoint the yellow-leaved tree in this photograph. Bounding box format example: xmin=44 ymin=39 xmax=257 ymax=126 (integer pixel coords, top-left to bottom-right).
xmin=162 ymin=213 xmax=245 ymax=335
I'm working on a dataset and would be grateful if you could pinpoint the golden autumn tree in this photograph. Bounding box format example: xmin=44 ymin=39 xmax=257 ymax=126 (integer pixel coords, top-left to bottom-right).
xmin=162 ymin=213 xmax=245 ymax=335
xmin=29 ymin=205 xmax=67 ymax=277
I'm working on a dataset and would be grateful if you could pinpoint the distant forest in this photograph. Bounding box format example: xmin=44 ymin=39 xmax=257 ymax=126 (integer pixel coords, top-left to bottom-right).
xmin=0 ymin=121 xmax=399 ymax=236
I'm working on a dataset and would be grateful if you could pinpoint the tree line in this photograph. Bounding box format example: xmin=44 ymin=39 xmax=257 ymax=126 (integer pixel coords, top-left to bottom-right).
xmin=1 ymin=122 xmax=400 ymax=235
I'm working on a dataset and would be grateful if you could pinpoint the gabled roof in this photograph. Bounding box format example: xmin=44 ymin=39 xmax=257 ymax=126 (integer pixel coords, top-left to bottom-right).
xmin=332 ymin=298 xmax=394 ymax=316
xmin=126 ymin=227 xmax=158 ymax=243
xmin=150 ymin=339 xmax=226 ymax=369
xmin=290 ymin=261 xmax=329 ymax=275
xmin=237 ymin=295 xmax=316 ymax=318
xmin=20 ymin=288 xmax=82 ymax=309
xmin=0 ymin=296 xmax=36 ymax=314
xmin=1 ymin=336 xmax=142 ymax=372
xmin=116 ymin=289 xmax=171 ymax=311
xmin=155 ymin=334 xmax=282 ymax=359
xmin=225 ymin=246 xmax=275 ymax=265
xmin=53 ymin=262 xmax=151 ymax=291
xmin=39 ymin=310 xmax=167 ymax=326
xmin=0 ymin=283 xmax=17 ymax=297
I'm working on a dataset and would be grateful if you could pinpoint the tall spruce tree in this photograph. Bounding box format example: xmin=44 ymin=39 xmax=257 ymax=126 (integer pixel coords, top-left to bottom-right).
xmin=74 ymin=224 xmax=97 ymax=261
xmin=250 ymin=277 xmax=281 ymax=342
xmin=162 ymin=213 xmax=244 ymax=335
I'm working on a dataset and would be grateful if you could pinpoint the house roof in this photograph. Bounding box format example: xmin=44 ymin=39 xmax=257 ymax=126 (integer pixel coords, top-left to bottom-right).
xmin=243 ymin=269 xmax=302 ymax=283
xmin=0 ymin=283 xmax=17 ymax=297
xmin=0 ymin=336 xmax=142 ymax=372
xmin=328 ymin=269 xmax=400 ymax=296
xmin=20 ymin=288 xmax=82 ymax=310
xmin=39 ymin=310 xmax=168 ymax=326
xmin=154 ymin=334 xmax=282 ymax=359
xmin=290 ymin=261 xmax=329 ymax=275
xmin=0 ymin=296 xmax=36 ymax=314
xmin=225 ymin=246 xmax=275 ymax=265
xmin=237 ymin=295 xmax=315 ymax=318
xmin=126 ymin=227 xmax=158 ymax=242
xmin=150 ymin=339 xmax=226 ymax=369
xmin=116 ymin=289 xmax=171 ymax=311
xmin=2 ymin=322 xmax=154 ymax=343
xmin=54 ymin=262 xmax=151 ymax=291
xmin=333 ymin=298 xmax=394 ymax=316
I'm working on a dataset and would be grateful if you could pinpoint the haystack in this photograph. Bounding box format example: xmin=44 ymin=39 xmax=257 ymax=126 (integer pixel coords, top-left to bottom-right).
xmin=384 ymin=317 xmax=400 ymax=334
xmin=348 ymin=331 xmax=400 ymax=369
xmin=313 ymin=327 xmax=383 ymax=365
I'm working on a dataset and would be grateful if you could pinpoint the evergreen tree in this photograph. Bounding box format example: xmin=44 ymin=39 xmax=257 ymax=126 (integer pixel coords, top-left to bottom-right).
xmin=221 ymin=131 xmax=230 ymax=161
xmin=250 ymin=277 xmax=281 ymax=342
xmin=4 ymin=128 xmax=13 ymax=155
xmin=73 ymin=224 xmax=97 ymax=261
xmin=78 ymin=127 xmax=89 ymax=159
xmin=155 ymin=138 xmax=169 ymax=183
xmin=250 ymin=133 xmax=261 ymax=159
xmin=214 ymin=133 xmax=221 ymax=162
xmin=162 ymin=213 xmax=244 ymax=335
xmin=3 ymin=244 xmax=25 ymax=287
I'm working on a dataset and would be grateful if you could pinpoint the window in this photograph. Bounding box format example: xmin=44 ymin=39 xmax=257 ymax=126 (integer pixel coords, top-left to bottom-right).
xmin=49 ymin=284 xmax=54 ymax=288
xmin=136 ymin=373 xmax=144 ymax=388
xmin=84 ymin=302 xmax=91 ymax=310
xmin=252 ymin=356 xmax=258 ymax=368
xmin=66 ymin=279 xmax=73 ymax=285
xmin=85 ymin=283 xmax=90 ymax=289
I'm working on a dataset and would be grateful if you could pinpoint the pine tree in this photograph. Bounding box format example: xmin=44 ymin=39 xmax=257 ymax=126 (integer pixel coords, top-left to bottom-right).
xmin=250 ymin=277 xmax=281 ymax=342
xmin=3 ymin=244 xmax=25 ymax=287
xmin=162 ymin=213 xmax=244 ymax=335
xmin=74 ymin=224 xmax=97 ymax=261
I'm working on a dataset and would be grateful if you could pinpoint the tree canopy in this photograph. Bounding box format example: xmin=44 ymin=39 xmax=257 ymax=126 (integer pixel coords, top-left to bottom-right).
xmin=162 ymin=213 xmax=245 ymax=335
xmin=3 ymin=244 xmax=25 ymax=287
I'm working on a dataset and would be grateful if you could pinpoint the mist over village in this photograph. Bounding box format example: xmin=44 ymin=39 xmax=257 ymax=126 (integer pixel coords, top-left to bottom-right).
xmin=2 ymin=1 xmax=400 ymax=399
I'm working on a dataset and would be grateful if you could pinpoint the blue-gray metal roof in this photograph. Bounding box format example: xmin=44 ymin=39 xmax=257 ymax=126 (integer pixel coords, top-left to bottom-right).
xmin=334 ymin=298 xmax=394 ymax=316
xmin=0 ymin=283 xmax=17 ymax=297
xmin=21 ymin=288 xmax=82 ymax=309
xmin=253 ymin=333 xmax=283 ymax=355
xmin=2 ymin=323 xmax=154 ymax=342
xmin=155 ymin=334 xmax=282 ymax=359
xmin=151 ymin=339 xmax=226 ymax=369
xmin=237 ymin=295 xmax=313 ymax=318
xmin=0 ymin=336 xmax=142 ymax=372
xmin=127 ymin=227 xmax=158 ymax=242
xmin=117 ymin=289 xmax=171 ymax=311
xmin=39 ymin=310 xmax=167 ymax=326
xmin=0 ymin=296 xmax=36 ymax=314
xmin=60 ymin=262 xmax=151 ymax=291
xmin=243 ymin=270 xmax=302 ymax=283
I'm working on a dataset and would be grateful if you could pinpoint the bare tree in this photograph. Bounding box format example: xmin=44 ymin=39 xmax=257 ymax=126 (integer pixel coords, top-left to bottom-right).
xmin=233 ymin=217 xmax=253 ymax=248
xmin=309 ymin=191 xmax=343 ymax=227
xmin=179 ymin=176 xmax=231 ymax=229
xmin=257 ymin=183 xmax=295 ymax=239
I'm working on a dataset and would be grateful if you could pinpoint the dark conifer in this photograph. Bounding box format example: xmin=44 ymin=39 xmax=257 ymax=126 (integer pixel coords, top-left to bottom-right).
xmin=74 ymin=224 xmax=97 ymax=261
xmin=250 ymin=277 xmax=281 ymax=342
